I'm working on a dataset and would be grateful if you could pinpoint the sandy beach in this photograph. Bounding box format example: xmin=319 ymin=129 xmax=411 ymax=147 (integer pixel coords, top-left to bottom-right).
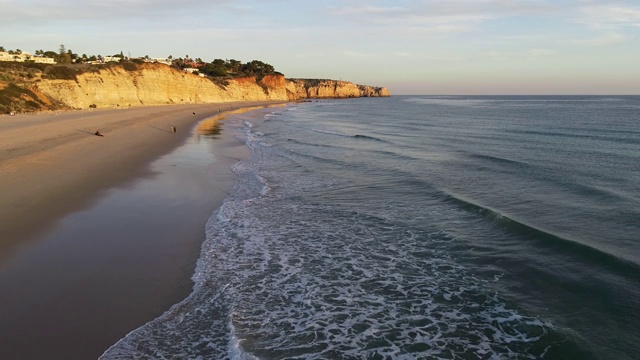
xmin=0 ymin=102 xmax=285 ymax=359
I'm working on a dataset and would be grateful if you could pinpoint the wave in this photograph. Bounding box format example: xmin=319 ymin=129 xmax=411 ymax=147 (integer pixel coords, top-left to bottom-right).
xmin=467 ymin=153 xmax=635 ymax=207
xmin=470 ymin=154 xmax=529 ymax=167
xmin=506 ymin=128 xmax=640 ymax=144
xmin=441 ymin=191 xmax=640 ymax=279
xmin=311 ymin=128 xmax=387 ymax=142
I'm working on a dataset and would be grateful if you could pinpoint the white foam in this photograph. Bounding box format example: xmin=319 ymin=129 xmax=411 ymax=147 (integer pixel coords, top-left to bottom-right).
xmin=102 ymin=101 xmax=554 ymax=359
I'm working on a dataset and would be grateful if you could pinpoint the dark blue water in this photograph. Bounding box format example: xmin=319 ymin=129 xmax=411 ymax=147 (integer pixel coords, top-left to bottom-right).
xmin=102 ymin=96 xmax=640 ymax=359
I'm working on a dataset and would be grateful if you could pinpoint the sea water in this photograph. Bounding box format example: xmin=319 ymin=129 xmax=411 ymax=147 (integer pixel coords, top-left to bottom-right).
xmin=101 ymin=96 xmax=640 ymax=359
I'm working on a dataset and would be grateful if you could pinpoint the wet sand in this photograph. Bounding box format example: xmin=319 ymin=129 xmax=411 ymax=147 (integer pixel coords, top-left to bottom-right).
xmin=0 ymin=102 xmax=285 ymax=359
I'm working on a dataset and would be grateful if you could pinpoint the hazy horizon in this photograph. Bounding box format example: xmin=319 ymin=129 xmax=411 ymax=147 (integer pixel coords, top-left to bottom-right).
xmin=2 ymin=0 xmax=639 ymax=95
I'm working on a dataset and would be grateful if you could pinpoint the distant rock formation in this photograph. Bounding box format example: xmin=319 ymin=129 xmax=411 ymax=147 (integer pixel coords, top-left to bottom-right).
xmin=286 ymin=79 xmax=391 ymax=100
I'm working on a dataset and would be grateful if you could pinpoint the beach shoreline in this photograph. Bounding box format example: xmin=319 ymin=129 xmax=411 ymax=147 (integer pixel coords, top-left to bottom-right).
xmin=0 ymin=101 xmax=285 ymax=261
xmin=0 ymin=101 xmax=286 ymax=359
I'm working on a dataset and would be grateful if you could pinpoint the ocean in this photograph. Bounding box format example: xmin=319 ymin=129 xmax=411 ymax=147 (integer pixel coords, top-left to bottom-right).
xmin=101 ymin=96 xmax=640 ymax=359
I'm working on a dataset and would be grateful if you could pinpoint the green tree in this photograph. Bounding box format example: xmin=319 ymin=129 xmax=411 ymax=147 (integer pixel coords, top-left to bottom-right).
xmin=67 ymin=49 xmax=78 ymax=63
xmin=58 ymin=44 xmax=71 ymax=63
xmin=228 ymin=59 xmax=241 ymax=72
xmin=199 ymin=62 xmax=227 ymax=77
xmin=0 ymin=46 xmax=5 ymax=52
xmin=43 ymin=50 xmax=58 ymax=61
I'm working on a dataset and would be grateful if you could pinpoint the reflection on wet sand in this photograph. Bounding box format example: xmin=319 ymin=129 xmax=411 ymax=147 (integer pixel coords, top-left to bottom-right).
xmin=196 ymin=104 xmax=286 ymax=137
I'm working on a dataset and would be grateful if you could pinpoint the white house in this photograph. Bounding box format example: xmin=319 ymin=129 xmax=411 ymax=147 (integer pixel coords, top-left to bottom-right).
xmin=0 ymin=51 xmax=55 ymax=63
xmin=150 ymin=58 xmax=172 ymax=66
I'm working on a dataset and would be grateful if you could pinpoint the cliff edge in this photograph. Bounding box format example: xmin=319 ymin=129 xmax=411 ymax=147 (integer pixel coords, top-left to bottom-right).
xmin=0 ymin=62 xmax=390 ymax=113
xmin=286 ymin=78 xmax=391 ymax=100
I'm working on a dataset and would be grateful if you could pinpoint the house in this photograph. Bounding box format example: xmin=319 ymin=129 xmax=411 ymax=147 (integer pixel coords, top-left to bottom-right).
xmin=183 ymin=68 xmax=206 ymax=77
xmin=150 ymin=58 xmax=172 ymax=66
xmin=0 ymin=51 xmax=26 ymax=62
xmin=0 ymin=51 xmax=55 ymax=63
xmin=33 ymin=56 xmax=55 ymax=64
xmin=103 ymin=56 xmax=123 ymax=63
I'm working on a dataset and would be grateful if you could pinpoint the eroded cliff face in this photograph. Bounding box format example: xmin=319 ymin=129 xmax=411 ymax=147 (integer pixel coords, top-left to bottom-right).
xmin=30 ymin=63 xmax=389 ymax=110
xmin=285 ymin=79 xmax=390 ymax=99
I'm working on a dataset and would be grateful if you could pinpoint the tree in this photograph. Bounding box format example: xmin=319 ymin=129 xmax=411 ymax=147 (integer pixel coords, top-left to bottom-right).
xmin=169 ymin=56 xmax=184 ymax=69
xmin=228 ymin=59 xmax=241 ymax=72
xmin=58 ymin=44 xmax=71 ymax=63
xmin=0 ymin=46 xmax=5 ymax=52
xmin=237 ymin=60 xmax=276 ymax=80
xmin=199 ymin=62 xmax=228 ymax=77
xmin=43 ymin=50 xmax=58 ymax=61
xmin=66 ymin=49 xmax=78 ymax=62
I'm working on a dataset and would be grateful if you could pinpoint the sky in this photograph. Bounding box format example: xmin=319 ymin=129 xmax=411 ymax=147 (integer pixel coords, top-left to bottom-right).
xmin=1 ymin=0 xmax=640 ymax=95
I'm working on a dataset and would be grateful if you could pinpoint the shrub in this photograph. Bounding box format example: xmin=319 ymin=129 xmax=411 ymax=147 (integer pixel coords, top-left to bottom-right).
xmin=45 ymin=66 xmax=78 ymax=80
xmin=121 ymin=62 xmax=138 ymax=71
xmin=25 ymin=100 xmax=39 ymax=109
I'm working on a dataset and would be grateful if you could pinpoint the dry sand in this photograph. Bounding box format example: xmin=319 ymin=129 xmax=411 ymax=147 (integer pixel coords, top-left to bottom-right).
xmin=0 ymin=102 xmax=286 ymax=359
xmin=0 ymin=102 xmax=281 ymax=260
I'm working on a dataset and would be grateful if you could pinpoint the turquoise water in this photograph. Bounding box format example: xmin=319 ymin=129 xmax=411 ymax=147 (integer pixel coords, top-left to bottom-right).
xmin=103 ymin=96 xmax=640 ymax=359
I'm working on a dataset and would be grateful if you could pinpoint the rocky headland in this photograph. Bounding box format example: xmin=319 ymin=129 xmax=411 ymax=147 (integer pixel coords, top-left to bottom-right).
xmin=0 ymin=62 xmax=390 ymax=113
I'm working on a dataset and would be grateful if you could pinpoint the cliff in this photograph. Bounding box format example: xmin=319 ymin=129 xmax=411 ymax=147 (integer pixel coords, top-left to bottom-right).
xmin=1 ymin=62 xmax=390 ymax=112
xmin=285 ymin=79 xmax=391 ymax=99
xmin=32 ymin=63 xmax=289 ymax=109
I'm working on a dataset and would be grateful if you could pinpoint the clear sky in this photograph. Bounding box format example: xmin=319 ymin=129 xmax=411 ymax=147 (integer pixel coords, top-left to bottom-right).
xmin=2 ymin=0 xmax=639 ymax=94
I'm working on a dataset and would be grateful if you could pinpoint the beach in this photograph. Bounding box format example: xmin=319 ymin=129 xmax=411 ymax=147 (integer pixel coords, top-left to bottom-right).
xmin=0 ymin=102 xmax=284 ymax=359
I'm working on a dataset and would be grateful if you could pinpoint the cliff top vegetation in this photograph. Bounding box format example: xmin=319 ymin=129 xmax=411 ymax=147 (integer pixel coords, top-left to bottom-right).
xmin=0 ymin=44 xmax=279 ymax=81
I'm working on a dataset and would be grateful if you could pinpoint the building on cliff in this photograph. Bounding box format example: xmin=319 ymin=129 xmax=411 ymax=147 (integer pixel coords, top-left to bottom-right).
xmin=0 ymin=51 xmax=55 ymax=64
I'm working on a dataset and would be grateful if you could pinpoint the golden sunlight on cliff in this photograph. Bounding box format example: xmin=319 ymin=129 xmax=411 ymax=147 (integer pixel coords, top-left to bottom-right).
xmin=28 ymin=63 xmax=389 ymax=110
